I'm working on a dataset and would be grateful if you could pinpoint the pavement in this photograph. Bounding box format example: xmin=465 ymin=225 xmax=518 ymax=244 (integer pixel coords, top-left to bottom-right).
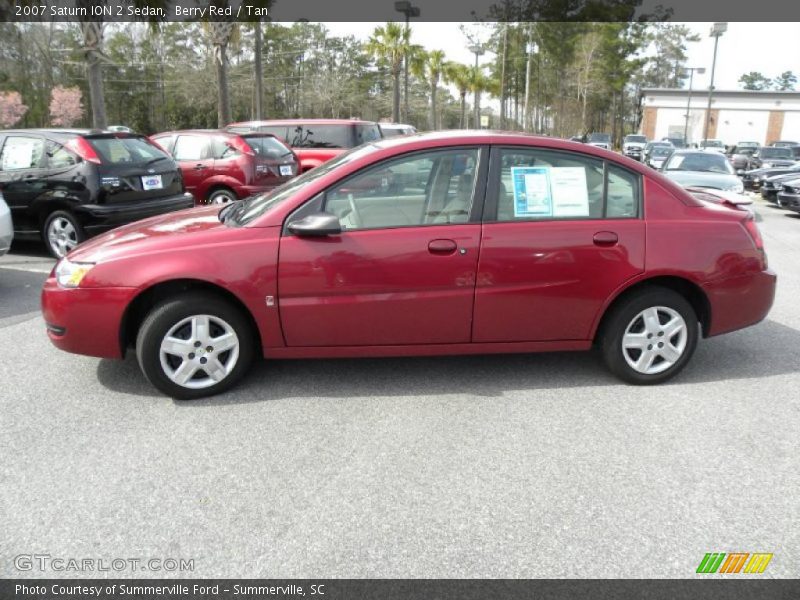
xmin=1 ymin=196 xmax=798 ymax=579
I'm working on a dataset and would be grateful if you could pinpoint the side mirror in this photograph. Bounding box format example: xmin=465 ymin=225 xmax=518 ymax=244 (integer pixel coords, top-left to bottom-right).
xmin=287 ymin=212 xmax=342 ymax=236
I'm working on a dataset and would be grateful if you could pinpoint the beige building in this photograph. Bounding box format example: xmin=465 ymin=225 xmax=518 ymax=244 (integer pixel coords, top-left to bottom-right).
xmin=640 ymin=88 xmax=800 ymax=146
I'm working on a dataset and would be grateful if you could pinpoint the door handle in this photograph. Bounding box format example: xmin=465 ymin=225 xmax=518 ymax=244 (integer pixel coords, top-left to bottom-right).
xmin=193 ymin=164 xmax=207 ymax=170
xmin=593 ymin=231 xmax=618 ymax=246
xmin=428 ymin=239 xmax=458 ymax=254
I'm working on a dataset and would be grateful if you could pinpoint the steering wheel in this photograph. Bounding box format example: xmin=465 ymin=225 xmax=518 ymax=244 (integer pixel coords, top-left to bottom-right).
xmin=347 ymin=194 xmax=363 ymax=228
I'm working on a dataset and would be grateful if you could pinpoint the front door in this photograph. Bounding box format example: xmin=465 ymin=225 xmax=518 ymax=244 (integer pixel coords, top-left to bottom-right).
xmin=473 ymin=147 xmax=646 ymax=342
xmin=0 ymin=134 xmax=47 ymax=235
xmin=278 ymin=147 xmax=486 ymax=347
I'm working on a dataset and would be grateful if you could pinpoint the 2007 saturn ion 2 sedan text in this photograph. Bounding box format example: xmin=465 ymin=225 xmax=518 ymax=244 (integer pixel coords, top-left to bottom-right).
xmin=41 ymin=132 xmax=776 ymax=399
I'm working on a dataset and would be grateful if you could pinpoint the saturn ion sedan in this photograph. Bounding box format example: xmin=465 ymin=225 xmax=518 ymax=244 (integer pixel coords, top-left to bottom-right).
xmin=41 ymin=131 xmax=776 ymax=399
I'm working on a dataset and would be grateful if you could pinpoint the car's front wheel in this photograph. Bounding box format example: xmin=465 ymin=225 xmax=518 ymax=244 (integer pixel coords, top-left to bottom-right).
xmin=600 ymin=287 xmax=699 ymax=384
xmin=136 ymin=293 xmax=255 ymax=399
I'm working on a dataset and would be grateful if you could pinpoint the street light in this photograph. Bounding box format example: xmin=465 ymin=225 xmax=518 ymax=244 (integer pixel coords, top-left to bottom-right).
xmin=395 ymin=1 xmax=420 ymax=124
xmin=703 ymin=22 xmax=727 ymax=146
xmin=469 ymin=43 xmax=484 ymax=128
xmin=683 ymin=66 xmax=705 ymax=145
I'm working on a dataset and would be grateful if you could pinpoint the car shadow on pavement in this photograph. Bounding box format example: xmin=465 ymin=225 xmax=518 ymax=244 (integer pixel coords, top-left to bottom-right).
xmin=95 ymin=318 xmax=800 ymax=405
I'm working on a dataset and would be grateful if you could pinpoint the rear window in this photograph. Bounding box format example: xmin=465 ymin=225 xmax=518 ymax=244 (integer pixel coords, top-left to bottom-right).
xmin=760 ymin=147 xmax=792 ymax=159
xmin=87 ymin=136 xmax=169 ymax=165
xmin=241 ymin=135 xmax=293 ymax=159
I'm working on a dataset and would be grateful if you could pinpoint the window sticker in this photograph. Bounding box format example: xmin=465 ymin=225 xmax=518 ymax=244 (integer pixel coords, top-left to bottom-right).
xmin=2 ymin=139 xmax=36 ymax=170
xmin=551 ymin=167 xmax=590 ymax=217
xmin=511 ymin=166 xmax=552 ymax=217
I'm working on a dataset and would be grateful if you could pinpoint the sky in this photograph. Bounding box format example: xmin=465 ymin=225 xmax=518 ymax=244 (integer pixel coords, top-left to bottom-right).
xmin=325 ymin=22 xmax=800 ymax=93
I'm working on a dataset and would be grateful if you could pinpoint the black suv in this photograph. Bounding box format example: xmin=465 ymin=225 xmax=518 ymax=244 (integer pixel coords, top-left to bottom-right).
xmin=0 ymin=129 xmax=194 ymax=257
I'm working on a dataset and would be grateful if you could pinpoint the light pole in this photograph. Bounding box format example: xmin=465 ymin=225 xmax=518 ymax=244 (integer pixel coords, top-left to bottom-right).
xmin=524 ymin=40 xmax=538 ymax=133
xmin=394 ymin=1 xmax=420 ymax=124
xmin=469 ymin=43 xmax=484 ymax=128
xmin=683 ymin=66 xmax=705 ymax=145
xmin=703 ymin=22 xmax=727 ymax=146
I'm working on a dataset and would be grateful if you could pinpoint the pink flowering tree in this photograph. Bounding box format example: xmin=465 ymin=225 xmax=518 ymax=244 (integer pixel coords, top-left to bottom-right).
xmin=0 ymin=91 xmax=28 ymax=127
xmin=50 ymin=86 xmax=85 ymax=127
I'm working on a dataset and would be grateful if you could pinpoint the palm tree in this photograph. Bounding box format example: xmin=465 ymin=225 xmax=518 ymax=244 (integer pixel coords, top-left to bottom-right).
xmin=411 ymin=49 xmax=446 ymax=130
xmin=365 ymin=22 xmax=410 ymax=123
xmin=205 ymin=21 xmax=239 ymax=127
xmin=444 ymin=62 xmax=471 ymax=128
xmin=468 ymin=66 xmax=495 ymax=128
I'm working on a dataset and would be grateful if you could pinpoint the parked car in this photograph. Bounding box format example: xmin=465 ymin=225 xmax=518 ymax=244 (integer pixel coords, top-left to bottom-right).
xmin=226 ymin=119 xmax=383 ymax=173
xmin=771 ymin=140 xmax=799 ymax=148
xmin=776 ymin=178 xmax=800 ymax=212
xmin=727 ymin=146 xmax=757 ymax=174
xmin=150 ymin=130 xmax=298 ymax=205
xmin=646 ymin=145 xmax=673 ymax=169
xmin=379 ymin=123 xmax=417 ymax=138
xmin=748 ymin=146 xmax=796 ymax=170
xmin=660 ymin=149 xmax=744 ymax=193
xmin=664 ymin=137 xmax=686 ymax=149
xmin=699 ymin=139 xmax=726 ymax=153
xmin=41 ymin=131 xmax=775 ymax=399
xmin=586 ymin=132 xmax=611 ymax=150
xmin=742 ymin=163 xmax=800 ymax=191
xmin=0 ymin=190 xmax=12 ymax=256
xmin=622 ymin=134 xmax=647 ymax=161
xmin=643 ymin=141 xmax=673 ymax=163
xmin=760 ymin=171 xmax=800 ymax=201
xmin=736 ymin=141 xmax=760 ymax=151
xmin=0 ymin=129 xmax=193 ymax=258
xmin=569 ymin=135 xmax=585 ymax=143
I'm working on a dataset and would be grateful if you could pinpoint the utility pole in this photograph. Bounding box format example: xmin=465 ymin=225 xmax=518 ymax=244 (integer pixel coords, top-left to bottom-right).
xmin=395 ymin=1 xmax=420 ymax=123
xmin=469 ymin=44 xmax=484 ymax=128
xmin=683 ymin=66 xmax=705 ymax=144
xmin=703 ymin=22 xmax=727 ymax=146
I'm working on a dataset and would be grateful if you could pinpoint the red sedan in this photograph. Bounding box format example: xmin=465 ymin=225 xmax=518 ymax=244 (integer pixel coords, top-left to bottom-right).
xmin=41 ymin=132 xmax=776 ymax=399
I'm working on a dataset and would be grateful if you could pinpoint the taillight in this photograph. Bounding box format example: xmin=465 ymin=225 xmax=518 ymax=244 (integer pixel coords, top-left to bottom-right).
xmin=230 ymin=136 xmax=255 ymax=156
xmin=65 ymin=137 xmax=101 ymax=165
xmin=742 ymin=216 xmax=763 ymax=251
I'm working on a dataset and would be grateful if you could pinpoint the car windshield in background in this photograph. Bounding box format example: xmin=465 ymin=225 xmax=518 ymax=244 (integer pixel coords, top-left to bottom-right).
xmin=222 ymin=143 xmax=381 ymax=227
xmin=588 ymin=133 xmax=610 ymax=142
xmin=665 ymin=152 xmax=734 ymax=174
xmin=651 ymin=147 xmax=672 ymax=157
xmin=88 ymin=136 xmax=168 ymax=164
xmin=242 ymin=135 xmax=292 ymax=159
xmin=625 ymin=136 xmax=646 ymax=143
xmin=760 ymin=147 xmax=793 ymax=159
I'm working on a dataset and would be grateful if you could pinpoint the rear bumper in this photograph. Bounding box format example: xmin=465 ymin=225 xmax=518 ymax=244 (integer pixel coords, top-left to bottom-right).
xmin=76 ymin=192 xmax=195 ymax=234
xmin=41 ymin=277 xmax=138 ymax=359
xmin=702 ymin=269 xmax=777 ymax=337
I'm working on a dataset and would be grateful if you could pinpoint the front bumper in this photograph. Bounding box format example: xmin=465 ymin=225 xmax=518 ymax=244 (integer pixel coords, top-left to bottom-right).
xmin=41 ymin=277 xmax=139 ymax=359
xmin=76 ymin=192 xmax=195 ymax=235
xmin=777 ymin=191 xmax=800 ymax=212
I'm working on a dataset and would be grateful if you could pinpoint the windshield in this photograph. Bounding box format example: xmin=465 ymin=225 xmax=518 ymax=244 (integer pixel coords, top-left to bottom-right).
xmin=588 ymin=133 xmax=610 ymax=142
xmin=760 ymin=147 xmax=792 ymax=159
xmin=652 ymin=147 xmax=672 ymax=157
xmin=701 ymin=140 xmax=724 ymax=148
xmin=222 ymin=143 xmax=381 ymax=226
xmin=625 ymin=136 xmax=646 ymax=143
xmin=665 ymin=152 xmax=735 ymax=174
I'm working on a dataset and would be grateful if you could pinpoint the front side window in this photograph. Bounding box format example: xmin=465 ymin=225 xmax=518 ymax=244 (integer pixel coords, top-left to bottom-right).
xmin=492 ymin=148 xmax=640 ymax=221
xmin=324 ymin=148 xmax=480 ymax=230
xmin=0 ymin=136 xmax=44 ymax=170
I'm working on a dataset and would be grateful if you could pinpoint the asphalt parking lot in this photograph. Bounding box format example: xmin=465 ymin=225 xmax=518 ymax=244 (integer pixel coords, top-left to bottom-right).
xmin=1 ymin=195 xmax=799 ymax=579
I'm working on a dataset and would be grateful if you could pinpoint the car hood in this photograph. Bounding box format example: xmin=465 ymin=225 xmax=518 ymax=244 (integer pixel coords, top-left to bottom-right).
xmin=67 ymin=205 xmax=229 ymax=263
xmin=663 ymin=170 xmax=739 ymax=190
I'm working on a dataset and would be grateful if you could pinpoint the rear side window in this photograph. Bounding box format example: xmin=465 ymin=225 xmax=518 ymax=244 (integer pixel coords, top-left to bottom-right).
xmin=173 ymin=135 xmax=210 ymax=161
xmin=287 ymin=125 xmax=353 ymax=149
xmin=46 ymin=141 xmax=78 ymax=169
xmin=355 ymin=123 xmax=382 ymax=143
xmin=242 ymin=135 xmax=292 ymax=159
xmin=492 ymin=148 xmax=640 ymax=221
xmin=256 ymin=126 xmax=289 ymax=140
xmin=88 ymin=136 xmax=168 ymax=165
xmin=0 ymin=136 xmax=44 ymax=170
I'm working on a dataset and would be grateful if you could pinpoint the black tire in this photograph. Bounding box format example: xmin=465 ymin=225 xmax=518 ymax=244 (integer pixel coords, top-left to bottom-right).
xmin=135 ymin=292 xmax=255 ymax=399
xmin=207 ymin=188 xmax=237 ymax=205
xmin=599 ymin=286 xmax=699 ymax=385
xmin=43 ymin=210 xmax=85 ymax=259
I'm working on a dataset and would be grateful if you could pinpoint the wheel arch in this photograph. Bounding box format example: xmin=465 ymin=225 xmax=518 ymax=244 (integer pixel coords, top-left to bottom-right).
xmin=120 ymin=278 xmax=262 ymax=357
xmin=593 ymin=275 xmax=712 ymax=342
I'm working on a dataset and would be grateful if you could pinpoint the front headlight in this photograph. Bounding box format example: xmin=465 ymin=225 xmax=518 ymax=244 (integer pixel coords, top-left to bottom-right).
xmin=55 ymin=259 xmax=95 ymax=288
xmin=725 ymin=182 xmax=745 ymax=193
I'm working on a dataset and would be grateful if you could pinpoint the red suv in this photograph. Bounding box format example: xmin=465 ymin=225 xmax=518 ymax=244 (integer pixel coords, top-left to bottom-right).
xmin=226 ymin=119 xmax=382 ymax=173
xmin=150 ymin=130 xmax=298 ymax=204
xmin=42 ymin=132 xmax=776 ymax=399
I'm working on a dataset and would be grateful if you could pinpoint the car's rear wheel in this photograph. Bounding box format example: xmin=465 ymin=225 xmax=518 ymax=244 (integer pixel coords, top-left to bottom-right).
xmin=43 ymin=210 xmax=85 ymax=259
xmin=207 ymin=188 xmax=237 ymax=205
xmin=136 ymin=293 xmax=255 ymax=399
xmin=600 ymin=287 xmax=698 ymax=384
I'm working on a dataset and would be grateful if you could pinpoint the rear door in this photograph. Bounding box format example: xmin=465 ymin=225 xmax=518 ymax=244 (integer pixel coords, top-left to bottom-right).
xmin=278 ymin=146 xmax=487 ymax=347
xmin=0 ymin=134 xmax=47 ymax=233
xmin=171 ymin=134 xmax=214 ymax=199
xmin=472 ymin=146 xmax=645 ymax=342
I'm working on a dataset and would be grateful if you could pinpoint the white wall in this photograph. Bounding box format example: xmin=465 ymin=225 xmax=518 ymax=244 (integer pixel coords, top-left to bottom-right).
xmin=781 ymin=112 xmax=800 ymax=142
xmin=715 ymin=110 xmax=770 ymax=145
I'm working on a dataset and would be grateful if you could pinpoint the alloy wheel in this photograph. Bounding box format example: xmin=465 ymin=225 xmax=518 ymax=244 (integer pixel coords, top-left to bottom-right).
xmin=621 ymin=306 xmax=688 ymax=375
xmin=47 ymin=217 xmax=78 ymax=258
